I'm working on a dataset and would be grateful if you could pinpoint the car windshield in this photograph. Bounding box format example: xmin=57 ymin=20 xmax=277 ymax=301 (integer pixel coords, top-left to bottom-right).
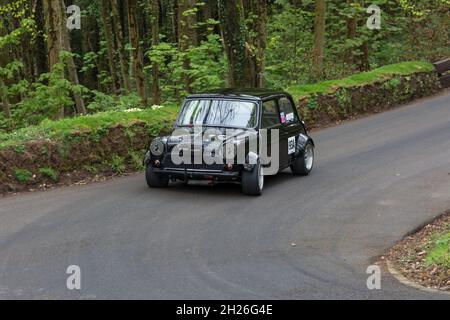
xmin=178 ymin=99 xmax=258 ymax=129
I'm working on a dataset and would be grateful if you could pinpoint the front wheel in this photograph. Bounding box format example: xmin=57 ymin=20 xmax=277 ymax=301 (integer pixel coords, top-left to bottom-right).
xmin=291 ymin=141 xmax=314 ymax=176
xmin=145 ymin=165 xmax=169 ymax=188
xmin=242 ymin=162 xmax=264 ymax=196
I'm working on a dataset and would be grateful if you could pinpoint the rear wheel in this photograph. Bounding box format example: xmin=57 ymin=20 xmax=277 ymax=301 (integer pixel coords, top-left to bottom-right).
xmin=145 ymin=165 xmax=169 ymax=188
xmin=291 ymin=141 xmax=314 ymax=176
xmin=242 ymin=162 xmax=264 ymax=196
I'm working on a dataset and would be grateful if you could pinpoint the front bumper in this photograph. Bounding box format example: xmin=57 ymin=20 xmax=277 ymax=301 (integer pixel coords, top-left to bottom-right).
xmin=153 ymin=167 xmax=240 ymax=181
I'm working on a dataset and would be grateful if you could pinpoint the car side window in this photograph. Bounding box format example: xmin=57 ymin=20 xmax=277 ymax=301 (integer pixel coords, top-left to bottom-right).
xmin=278 ymin=97 xmax=299 ymax=124
xmin=261 ymin=100 xmax=280 ymax=128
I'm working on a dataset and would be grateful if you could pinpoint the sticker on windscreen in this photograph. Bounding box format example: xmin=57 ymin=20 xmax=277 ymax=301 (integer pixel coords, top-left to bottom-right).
xmin=280 ymin=112 xmax=286 ymax=124
xmin=286 ymin=112 xmax=294 ymax=122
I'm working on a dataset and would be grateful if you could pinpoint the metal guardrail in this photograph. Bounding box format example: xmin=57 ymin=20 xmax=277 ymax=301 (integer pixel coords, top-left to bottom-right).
xmin=433 ymin=58 xmax=450 ymax=89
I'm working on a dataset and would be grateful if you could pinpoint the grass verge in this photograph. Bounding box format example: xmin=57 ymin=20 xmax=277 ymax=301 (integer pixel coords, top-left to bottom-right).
xmin=426 ymin=232 xmax=450 ymax=269
xmin=386 ymin=212 xmax=450 ymax=291
xmin=287 ymin=61 xmax=435 ymax=100
xmin=0 ymin=104 xmax=179 ymax=150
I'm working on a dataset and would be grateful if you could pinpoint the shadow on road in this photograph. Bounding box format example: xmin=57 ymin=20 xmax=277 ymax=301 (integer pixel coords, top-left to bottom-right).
xmin=151 ymin=171 xmax=295 ymax=197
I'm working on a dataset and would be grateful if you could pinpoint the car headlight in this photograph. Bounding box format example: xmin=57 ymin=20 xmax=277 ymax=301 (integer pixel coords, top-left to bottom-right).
xmin=150 ymin=139 xmax=165 ymax=157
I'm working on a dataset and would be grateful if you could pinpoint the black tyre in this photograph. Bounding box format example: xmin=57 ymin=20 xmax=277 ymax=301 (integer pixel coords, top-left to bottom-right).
xmin=291 ymin=141 xmax=314 ymax=176
xmin=145 ymin=165 xmax=169 ymax=188
xmin=241 ymin=162 xmax=264 ymax=196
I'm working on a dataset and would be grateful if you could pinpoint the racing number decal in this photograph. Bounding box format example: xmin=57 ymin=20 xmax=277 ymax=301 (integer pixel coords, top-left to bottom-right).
xmin=288 ymin=136 xmax=296 ymax=155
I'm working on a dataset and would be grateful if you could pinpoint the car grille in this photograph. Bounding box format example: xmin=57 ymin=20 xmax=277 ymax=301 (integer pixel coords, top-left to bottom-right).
xmin=162 ymin=149 xmax=224 ymax=171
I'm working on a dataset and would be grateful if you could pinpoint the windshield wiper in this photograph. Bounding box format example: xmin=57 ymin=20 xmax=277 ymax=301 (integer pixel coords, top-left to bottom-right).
xmin=178 ymin=124 xmax=248 ymax=130
xmin=202 ymin=124 xmax=249 ymax=130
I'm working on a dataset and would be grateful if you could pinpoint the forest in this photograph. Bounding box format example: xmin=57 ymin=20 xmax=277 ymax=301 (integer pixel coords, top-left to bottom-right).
xmin=0 ymin=0 xmax=449 ymax=134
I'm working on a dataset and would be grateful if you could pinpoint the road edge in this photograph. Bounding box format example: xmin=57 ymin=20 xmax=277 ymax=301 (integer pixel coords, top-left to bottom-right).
xmin=385 ymin=260 xmax=450 ymax=296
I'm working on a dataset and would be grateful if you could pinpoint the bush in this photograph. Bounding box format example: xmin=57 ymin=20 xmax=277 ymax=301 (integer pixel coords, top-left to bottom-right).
xmin=14 ymin=168 xmax=32 ymax=183
xmin=110 ymin=155 xmax=126 ymax=174
xmin=39 ymin=167 xmax=59 ymax=182
xmin=128 ymin=150 xmax=145 ymax=171
xmin=86 ymin=90 xmax=117 ymax=113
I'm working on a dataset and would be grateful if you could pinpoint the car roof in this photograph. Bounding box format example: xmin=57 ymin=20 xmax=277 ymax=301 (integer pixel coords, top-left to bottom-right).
xmin=186 ymin=88 xmax=290 ymax=100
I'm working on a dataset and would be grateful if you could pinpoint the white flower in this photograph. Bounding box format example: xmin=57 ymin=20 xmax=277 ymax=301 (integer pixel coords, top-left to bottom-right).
xmin=124 ymin=108 xmax=143 ymax=113
xmin=151 ymin=105 xmax=164 ymax=110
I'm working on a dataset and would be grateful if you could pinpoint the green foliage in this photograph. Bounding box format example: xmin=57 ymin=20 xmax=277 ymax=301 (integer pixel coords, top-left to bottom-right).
xmin=398 ymin=0 xmax=450 ymax=18
xmin=81 ymin=51 xmax=99 ymax=74
xmin=147 ymin=34 xmax=226 ymax=102
xmin=186 ymin=34 xmax=227 ymax=92
xmin=0 ymin=115 xmax=14 ymax=133
xmin=83 ymin=165 xmax=98 ymax=175
xmin=117 ymin=93 xmax=143 ymax=111
xmin=14 ymin=144 xmax=25 ymax=154
xmin=306 ymin=95 xmax=318 ymax=110
xmin=40 ymin=145 xmax=49 ymax=156
xmin=288 ymin=61 xmax=434 ymax=100
xmin=0 ymin=60 xmax=24 ymax=79
xmin=57 ymin=144 xmax=70 ymax=158
xmin=86 ymin=90 xmax=116 ymax=113
xmin=385 ymin=77 xmax=401 ymax=89
xmin=39 ymin=167 xmax=59 ymax=182
xmin=110 ymin=155 xmax=126 ymax=174
xmin=0 ymin=105 xmax=178 ymax=149
xmin=336 ymin=88 xmax=352 ymax=113
xmin=425 ymin=232 xmax=450 ymax=268
xmin=266 ymin=7 xmax=314 ymax=87
xmin=1 ymin=0 xmax=448 ymax=156
xmin=13 ymin=168 xmax=32 ymax=183
xmin=266 ymin=0 xmax=449 ymax=88
xmin=150 ymin=42 xmax=185 ymax=99
xmin=88 ymin=91 xmax=144 ymax=113
xmin=12 ymin=51 xmax=89 ymax=127
xmin=0 ymin=17 xmax=34 ymax=49
xmin=128 ymin=150 xmax=144 ymax=171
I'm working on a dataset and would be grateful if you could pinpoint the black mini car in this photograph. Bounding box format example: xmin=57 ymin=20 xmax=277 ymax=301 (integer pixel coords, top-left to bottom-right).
xmin=144 ymin=89 xmax=315 ymax=195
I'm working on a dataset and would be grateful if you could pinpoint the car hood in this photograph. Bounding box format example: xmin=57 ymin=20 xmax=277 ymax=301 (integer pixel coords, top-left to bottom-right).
xmin=166 ymin=127 xmax=256 ymax=149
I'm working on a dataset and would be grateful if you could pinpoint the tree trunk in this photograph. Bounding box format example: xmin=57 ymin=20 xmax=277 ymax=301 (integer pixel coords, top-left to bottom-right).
xmin=312 ymin=0 xmax=326 ymax=81
xmin=290 ymin=0 xmax=302 ymax=8
xmin=178 ymin=0 xmax=198 ymax=93
xmin=243 ymin=0 xmax=267 ymax=88
xmin=128 ymin=0 xmax=148 ymax=105
xmin=100 ymin=0 xmax=120 ymax=95
xmin=218 ymin=0 xmax=254 ymax=88
xmin=359 ymin=41 xmax=370 ymax=71
xmin=199 ymin=0 xmax=219 ymax=39
xmin=0 ymin=78 xmax=12 ymax=119
xmin=61 ymin=0 xmax=86 ymax=115
xmin=345 ymin=1 xmax=357 ymax=67
xmin=111 ymin=0 xmax=131 ymax=93
xmin=150 ymin=0 xmax=161 ymax=105
xmin=161 ymin=0 xmax=178 ymax=43
xmin=43 ymin=0 xmax=65 ymax=119
xmin=254 ymin=0 xmax=268 ymax=88
xmin=33 ymin=0 xmax=49 ymax=77
xmin=80 ymin=5 xmax=100 ymax=91
xmin=358 ymin=0 xmax=370 ymax=71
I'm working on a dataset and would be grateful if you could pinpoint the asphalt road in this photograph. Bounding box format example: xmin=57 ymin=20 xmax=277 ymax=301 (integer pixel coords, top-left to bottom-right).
xmin=1 ymin=91 xmax=450 ymax=300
